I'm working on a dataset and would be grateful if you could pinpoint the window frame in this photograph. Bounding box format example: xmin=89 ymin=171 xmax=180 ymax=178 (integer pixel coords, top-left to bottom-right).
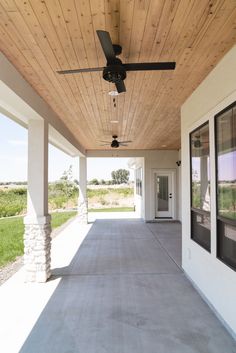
xmin=215 ymin=101 xmax=236 ymax=271
xmin=189 ymin=120 xmax=211 ymax=252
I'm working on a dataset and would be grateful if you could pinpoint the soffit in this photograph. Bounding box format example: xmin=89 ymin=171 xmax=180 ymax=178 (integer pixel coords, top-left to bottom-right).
xmin=0 ymin=0 xmax=236 ymax=150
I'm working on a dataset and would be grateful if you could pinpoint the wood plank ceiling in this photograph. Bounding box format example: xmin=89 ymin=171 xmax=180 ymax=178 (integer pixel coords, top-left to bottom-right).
xmin=0 ymin=0 xmax=236 ymax=150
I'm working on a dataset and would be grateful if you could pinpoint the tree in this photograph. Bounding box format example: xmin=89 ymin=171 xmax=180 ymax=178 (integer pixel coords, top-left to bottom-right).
xmin=89 ymin=178 xmax=99 ymax=185
xmin=56 ymin=165 xmax=78 ymax=198
xmin=111 ymin=169 xmax=130 ymax=184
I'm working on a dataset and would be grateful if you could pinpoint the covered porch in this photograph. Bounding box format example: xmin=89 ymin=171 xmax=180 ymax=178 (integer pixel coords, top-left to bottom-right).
xmin=0 ymin=217 xmax=235 ymax=352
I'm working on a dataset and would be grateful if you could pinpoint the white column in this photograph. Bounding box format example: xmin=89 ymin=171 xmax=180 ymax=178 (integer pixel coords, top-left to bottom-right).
xmin=24 ymin=119 xmax=51 ymax=282
xmin=78 ymin=156 xmax=88 ymax=223
xmin=200 ymin=155 xmax=210 ymax=211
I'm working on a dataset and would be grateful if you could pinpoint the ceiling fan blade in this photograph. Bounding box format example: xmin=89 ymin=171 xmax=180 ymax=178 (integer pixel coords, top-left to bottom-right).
xmin=119 ymin=140 xmax=132 ymax=143
xmin=57 ymin=67 xmax=104 ymax=74
xmin=123 ymin=62 xmax=176 ymax=71
xmin=99 ymin=140 xmax=111 ymax=143
xmin=96 ymin=30 xmax=116 ymax=63
xmin=119 ymin=143 xmax=128 ymax=146
xmin=99 ymin=143 xmax=110 ymax=146
xmin=115 ymin=80 xmax=126 ymax=93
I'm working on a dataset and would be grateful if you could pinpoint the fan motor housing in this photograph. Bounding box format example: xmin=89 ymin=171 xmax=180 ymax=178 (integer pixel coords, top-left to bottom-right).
xmin=103 ymin=62 xmax=126 ymax=83
xmin=111 ymin=140 xmax=119 ymax=148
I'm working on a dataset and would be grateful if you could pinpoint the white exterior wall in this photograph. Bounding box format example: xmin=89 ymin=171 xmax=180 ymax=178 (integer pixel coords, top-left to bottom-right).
xmin=181 ymin=45 xmax=236 ymax=337
xmin=144 ymin=150 xmax=180 ymax=221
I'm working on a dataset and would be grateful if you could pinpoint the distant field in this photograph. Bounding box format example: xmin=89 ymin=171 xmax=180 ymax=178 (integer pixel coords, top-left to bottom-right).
xmin=88 ymin=207 xmax=134 ymax=212
xmin=0 ymin=211 xmax=76 ymax=267
xmin=0 ymin=186 xmax=134 ymax=218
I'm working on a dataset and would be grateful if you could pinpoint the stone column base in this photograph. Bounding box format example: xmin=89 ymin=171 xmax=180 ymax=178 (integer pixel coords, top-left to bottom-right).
xmin=78 ymin=199 xmax=88 ymax=224
xmin=24 ymin=215 xmax=51 ymax=282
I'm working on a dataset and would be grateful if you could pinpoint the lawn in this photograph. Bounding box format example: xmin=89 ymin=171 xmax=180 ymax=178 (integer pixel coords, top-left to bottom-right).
xmin=88 ymin=207 xmax=134 ymax=212
xmin=0 ymin=211 xmax=76 ymax=268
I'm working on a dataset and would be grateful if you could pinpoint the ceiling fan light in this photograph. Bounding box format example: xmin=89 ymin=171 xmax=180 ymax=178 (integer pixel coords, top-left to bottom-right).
xmin=108 ymin=90 xmax=119 ymax=96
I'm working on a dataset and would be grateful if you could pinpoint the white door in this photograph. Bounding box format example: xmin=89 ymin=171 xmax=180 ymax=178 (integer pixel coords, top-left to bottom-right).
xmin=155 ymin=171 xmax=175 ymax=218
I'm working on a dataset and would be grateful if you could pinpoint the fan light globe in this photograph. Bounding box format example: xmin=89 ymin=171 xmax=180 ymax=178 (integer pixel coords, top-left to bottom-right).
xmin=108 ymin=90 xmax=119 ymax=96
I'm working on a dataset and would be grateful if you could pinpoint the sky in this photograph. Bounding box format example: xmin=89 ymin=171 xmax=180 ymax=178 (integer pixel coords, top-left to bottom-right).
xmin=0 ymin=113 xmax=133 ymax=182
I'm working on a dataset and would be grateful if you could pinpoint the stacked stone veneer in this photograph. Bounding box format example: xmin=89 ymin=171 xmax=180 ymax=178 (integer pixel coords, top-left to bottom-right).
xmin=24 ymin=216 xmax=51 ymax=282
xmin=78 ymin=198 xmax=88 ymax=223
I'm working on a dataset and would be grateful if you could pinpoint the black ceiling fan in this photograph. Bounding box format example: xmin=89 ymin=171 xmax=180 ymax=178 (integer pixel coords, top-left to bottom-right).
xmin=192 ymin=136 xmax=209 ymax=148
xmin=100 ymin=135 xmax=132 ymax=148
xmin=57 ymin=30 xmax=176 ymax=93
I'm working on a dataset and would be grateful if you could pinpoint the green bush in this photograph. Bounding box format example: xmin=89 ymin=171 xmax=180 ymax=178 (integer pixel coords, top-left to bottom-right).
xmin=0 ymin=189 xmax=27 ymax=217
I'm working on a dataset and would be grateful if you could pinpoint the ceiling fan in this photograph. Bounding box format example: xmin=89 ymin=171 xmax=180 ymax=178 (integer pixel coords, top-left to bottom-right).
xmin=57 ymin=30 xmax=176 ymax=93
xmin=192 ymin=136 xmax=209 ymax=148
xmin=100 ymin=135 xmax=132 ymax=148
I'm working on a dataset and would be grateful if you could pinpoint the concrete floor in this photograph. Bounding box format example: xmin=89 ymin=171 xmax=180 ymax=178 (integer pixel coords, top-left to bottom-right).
xmin=0 ymin=217 xmax=235 ymax=353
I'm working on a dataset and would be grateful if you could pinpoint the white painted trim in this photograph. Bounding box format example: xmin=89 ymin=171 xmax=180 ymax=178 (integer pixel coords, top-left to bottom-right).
xmin=87 ymin=149 xmax=178 ymax=158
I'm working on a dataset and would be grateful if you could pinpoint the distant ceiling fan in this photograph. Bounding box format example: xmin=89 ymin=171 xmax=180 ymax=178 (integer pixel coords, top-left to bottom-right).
xmin=192 ymin=136 xmax=209 ymax=148
xmin=100 ymin=135 xmax=132 ymax=148
xmin=57 ymin=30 xmax=176 ymax=93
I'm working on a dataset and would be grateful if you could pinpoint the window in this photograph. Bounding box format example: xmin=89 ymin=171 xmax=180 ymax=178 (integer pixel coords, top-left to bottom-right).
xmin=215 ymin=103 xmax=236 ymax=270
xmin=136 ymin=168 xmax=142 ymax=196
xmin=190 ymin=122 xmax=211 ymax=251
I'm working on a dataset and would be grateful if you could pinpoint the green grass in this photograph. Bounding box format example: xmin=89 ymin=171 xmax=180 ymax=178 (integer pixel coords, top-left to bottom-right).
xmin=51 ymin=211 xmax=77 ymax=228
xmin=88 ymin=207 xmax=134 ymax=212
xmin=0 ymin=211 xmax=77 ymax=268
xmin=0 ymin=217 xmax=24 ymax=267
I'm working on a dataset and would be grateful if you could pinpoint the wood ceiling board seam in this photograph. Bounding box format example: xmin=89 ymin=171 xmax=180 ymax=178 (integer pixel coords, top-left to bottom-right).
xmin=0 ymin=0 xmax=17 ymax=12
xmin=90 ymin=0 xmax=111 ymax=136
xmin=131 ymin=0 xmax=181 ymax=144
xmin=58 ymin=1 xmax=101 ymax=139
xmin=124 ymin=0 xmax=178 ymax=143
xmin=89 ymin=0 xmax=110 ymax=136
xmin=118 ymin=0 xmax=135 ymax=140
xmin=171 ymin=3 xmax=236 ymax=108
xmin=2 ymin=4 xmax=80 ymax=124
xmin=148 ymin=0 xmax=181 ymax=62
xmin=105 ymin=0 xmax=120 ymax=44
xmin=175 ymin=10 xmax=236 ymax=108
xmin=44 ymin=0 xmax=96 ymax=134
xmin=158 ymin=0 xmax=196 ymax=61
xmin=59 ymin=0 xmax=102 ymax=132
xmin=131 ymin=0 xmax=216 ymax=148
xmin=121 ymin=0 xmax=151 ymax=142
xmin=188 ymin=0 xmax=224 ymax=49
xmin=128 ymin=73 xmax=163 ymax=142
xmin=24 ymin=0 xmax=92 ymax=139
xmin=74 ymin=0 xmax=105 ymax=135
xmin=120 ymin=0 xmax=141 ymax=140
xmin=104 ymin=0 xmax=120 ymax=135
xmin=0 ymin=10 xmax=72 ymax=123
xmin=124 ymin=0 xmax=169 ymax=143
xmin=186 ymin=4 xmax=236 ymax=72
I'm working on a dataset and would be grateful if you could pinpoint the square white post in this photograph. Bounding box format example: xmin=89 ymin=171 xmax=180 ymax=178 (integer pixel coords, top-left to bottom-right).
xmin=24 ymin=119 xmax=51 ymax=282
xmin=78 ymin=156 xmax=88 ymax=223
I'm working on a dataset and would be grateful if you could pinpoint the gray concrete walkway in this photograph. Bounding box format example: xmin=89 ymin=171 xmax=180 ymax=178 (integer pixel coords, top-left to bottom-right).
xmin=0 ymin=218 xmax=235 ymax=352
